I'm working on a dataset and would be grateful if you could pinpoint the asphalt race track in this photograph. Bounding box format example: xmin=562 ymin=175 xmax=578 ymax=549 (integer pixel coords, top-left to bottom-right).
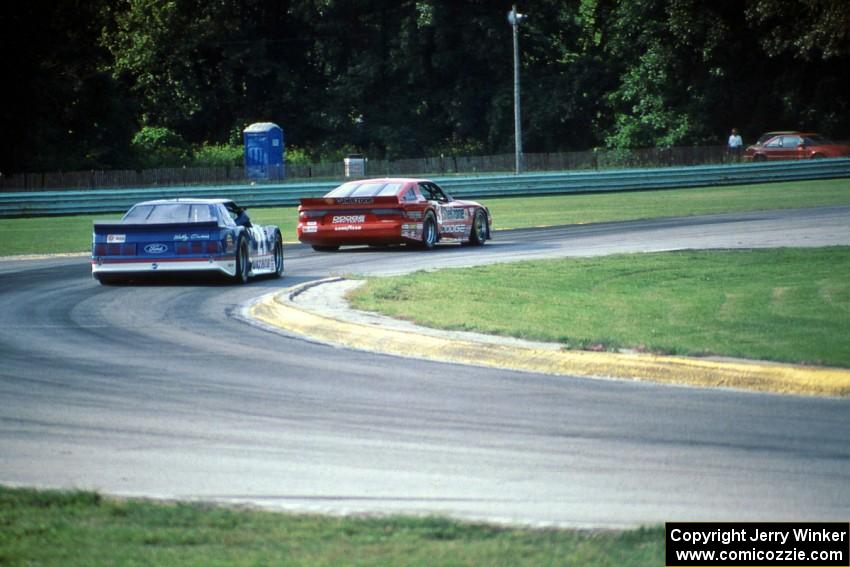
xmin=1 ymin=206 xmax=850 ymax=527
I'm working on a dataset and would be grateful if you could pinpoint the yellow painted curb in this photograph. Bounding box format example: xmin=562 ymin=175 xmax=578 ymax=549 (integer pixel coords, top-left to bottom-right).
xmin=251 ymin=285 xmax=850 ymax=398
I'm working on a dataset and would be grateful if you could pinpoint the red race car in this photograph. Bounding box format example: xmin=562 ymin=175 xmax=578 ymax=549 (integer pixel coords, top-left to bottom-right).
xmin=297 ymin=178 xmax=492 ymax=251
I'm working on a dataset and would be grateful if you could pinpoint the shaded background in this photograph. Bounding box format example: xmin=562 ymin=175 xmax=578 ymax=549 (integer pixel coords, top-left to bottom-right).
xmin=1 ymin=0 xmax=848 ymax=174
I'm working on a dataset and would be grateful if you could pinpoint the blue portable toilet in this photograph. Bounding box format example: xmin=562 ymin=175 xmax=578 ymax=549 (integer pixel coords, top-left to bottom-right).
xmin=243 ymin=122 xmax=284 ymax=180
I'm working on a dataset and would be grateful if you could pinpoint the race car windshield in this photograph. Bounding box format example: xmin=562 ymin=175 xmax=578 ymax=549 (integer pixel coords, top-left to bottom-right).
xmin=122 ymin=203 xmax=216 ymax=223
xmin=326 ymin=182 xmax=403 ymax=198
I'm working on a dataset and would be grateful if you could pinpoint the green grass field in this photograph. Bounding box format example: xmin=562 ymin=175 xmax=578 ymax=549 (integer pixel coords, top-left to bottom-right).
xmin=1 ymin=178 xmax=848 ymax=256
xmin=349 ymin=247 xmax=850 ymax=368
xmin=480 ymin=177 xmax=850 ymax=230
xmin=0 ymin=487 xmax=663 ymax=567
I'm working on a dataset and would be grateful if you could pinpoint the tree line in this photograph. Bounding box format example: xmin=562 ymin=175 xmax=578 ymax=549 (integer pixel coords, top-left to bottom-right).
xmin=2 ymin=0 xmax=848 ymax=175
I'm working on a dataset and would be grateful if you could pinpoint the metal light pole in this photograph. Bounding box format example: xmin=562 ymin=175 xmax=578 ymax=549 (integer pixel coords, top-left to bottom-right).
xmin=508 ymin=5 xmax=526 ymax=174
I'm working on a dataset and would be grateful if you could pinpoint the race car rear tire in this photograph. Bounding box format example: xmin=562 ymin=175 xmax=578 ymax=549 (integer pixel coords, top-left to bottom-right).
xmin=469 ymin=209 xmax=488 ymax=246
xmin=273 ymin=235 xmax=284 ymax=277
xmin=233 ymin=236 xmax=249 ymax=284
xmin=419 ymin=213 xmax=437 ymax=250
xmin=311 ymin=245 xmax=339 ymax=252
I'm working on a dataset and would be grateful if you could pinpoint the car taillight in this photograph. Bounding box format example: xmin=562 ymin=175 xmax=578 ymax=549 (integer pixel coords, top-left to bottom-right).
xmin=94 ymin=244 xmax=106 ymax=256
xmin=300 ymin=210 xmax=327 ymax=219
xmin=175 ymin=241 xmax=221 ymax=255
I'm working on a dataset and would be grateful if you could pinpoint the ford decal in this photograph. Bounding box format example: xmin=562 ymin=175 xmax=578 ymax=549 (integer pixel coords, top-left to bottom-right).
xmin=144 ymin=243 xmax=168 ymax=254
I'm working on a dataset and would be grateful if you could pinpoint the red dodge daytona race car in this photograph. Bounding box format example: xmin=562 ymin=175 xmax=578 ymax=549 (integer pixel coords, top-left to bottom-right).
xmin=297 ymin=178 xmax=492 ymax=251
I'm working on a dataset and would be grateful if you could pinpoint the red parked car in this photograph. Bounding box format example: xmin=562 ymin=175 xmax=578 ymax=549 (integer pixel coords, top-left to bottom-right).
xmin=745 ymin=131 xmax=850 ymax=161
xmin=297 ymin=178 xmax=491 ymax=251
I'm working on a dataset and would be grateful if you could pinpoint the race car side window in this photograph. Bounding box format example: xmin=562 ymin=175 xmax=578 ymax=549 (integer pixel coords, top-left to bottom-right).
xmin=401 ymin=188 xmax=418 ymax=202
xmin=218 ymin=204 xmax=237 ymax=227
xmin=419 ymin=182 xmax=449 ymax=203
xmin=418 ymin=183 xmax=436 ymax=201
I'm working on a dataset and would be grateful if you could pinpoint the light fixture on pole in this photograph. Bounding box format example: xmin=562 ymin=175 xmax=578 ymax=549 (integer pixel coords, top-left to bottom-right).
xmin=507 ymin=4 xmax=527 ymax=174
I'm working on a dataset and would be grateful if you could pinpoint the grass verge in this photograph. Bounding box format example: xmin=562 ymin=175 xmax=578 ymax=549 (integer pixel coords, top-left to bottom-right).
xmin=1 ymin=178 xmax=849 ymax=256
xmin=0 ymin=486 xmax=662 ymax=567
xmin=480 ymin=178 xmax=850 ymax=229
xmin=0 ymin=208 xmax=301 ymax=257
xmin=349 ymin=247 xmax=850 ymax=368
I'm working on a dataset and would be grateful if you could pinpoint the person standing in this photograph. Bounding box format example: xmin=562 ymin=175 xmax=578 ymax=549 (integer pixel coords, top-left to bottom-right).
xmin=727 ymin=128 xmax=743 ymax=161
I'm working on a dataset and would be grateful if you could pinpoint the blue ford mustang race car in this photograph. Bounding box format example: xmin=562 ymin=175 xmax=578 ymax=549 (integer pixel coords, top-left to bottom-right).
xmin=92 ymin=198 xmax=283 ymax=284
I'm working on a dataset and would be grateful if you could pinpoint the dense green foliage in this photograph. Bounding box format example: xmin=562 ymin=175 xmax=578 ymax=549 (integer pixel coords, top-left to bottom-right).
xmin=350 ymin=248 xmax=850 ymax=368
xmin=2 ymin=0 xmax=849 ymax=173
xmin=0 ymin=486 xmax=664 ymax=566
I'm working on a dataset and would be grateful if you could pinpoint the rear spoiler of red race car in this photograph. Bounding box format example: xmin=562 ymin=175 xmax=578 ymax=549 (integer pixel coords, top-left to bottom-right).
xmin=299 ymin=196 xmax=400 ymax=209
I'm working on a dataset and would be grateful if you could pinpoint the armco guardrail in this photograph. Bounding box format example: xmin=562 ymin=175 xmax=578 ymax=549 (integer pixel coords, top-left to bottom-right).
xmin=1 ymin=159 xmax=848 ymax=218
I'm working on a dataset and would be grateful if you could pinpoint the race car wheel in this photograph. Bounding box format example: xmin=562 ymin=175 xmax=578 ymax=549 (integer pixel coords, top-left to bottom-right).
xmin=273 ymin=234 xmax=284 ymax=278
xmin=469 ymin=209 xmax=488 ymax=246
xmin=234 ymin=236 xmax=249 ymax=284
xmin=420 ymin=213 xmax=437 ymax=250
xmin=311 ymin=245 xmax=339 ymax=252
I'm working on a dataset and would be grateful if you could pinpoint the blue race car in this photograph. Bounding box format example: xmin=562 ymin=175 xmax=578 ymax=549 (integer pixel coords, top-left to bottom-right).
xmin=92 ymin=198 xmax=283 ymax=284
